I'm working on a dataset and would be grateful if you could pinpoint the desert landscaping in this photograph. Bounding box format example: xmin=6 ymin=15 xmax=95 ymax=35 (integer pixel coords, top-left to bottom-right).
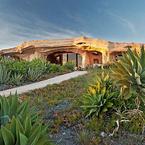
xmin=1 ymin=0 xmax=145 ymax=145
xmin=0 ymin=37 xmax=145 ymax=145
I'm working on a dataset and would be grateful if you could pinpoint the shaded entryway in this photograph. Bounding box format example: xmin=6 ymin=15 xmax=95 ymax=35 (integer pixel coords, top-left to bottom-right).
xmin=47 ymin=53 xmax=63 ymax=65
xmin=110 ymin=51 xmax=124 ymax=61
xmin=47 ymin=51 xmax=82 ymax=67
xmin=46 ymin=49 xmax=104 ymax=68
xmin=90 ymin=51 xmax=102 ymax=64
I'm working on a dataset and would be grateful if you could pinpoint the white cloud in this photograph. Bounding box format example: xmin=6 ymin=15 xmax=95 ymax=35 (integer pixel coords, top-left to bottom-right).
xmin=108 ymin=12 xmax=136 ymax=34
xmin=0 ymin=11 xmax=91 ymax=49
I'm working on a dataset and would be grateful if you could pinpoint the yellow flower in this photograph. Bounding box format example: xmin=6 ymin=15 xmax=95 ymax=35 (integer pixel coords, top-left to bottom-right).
xmin=88 ymin=86 xmax=96 ymax=95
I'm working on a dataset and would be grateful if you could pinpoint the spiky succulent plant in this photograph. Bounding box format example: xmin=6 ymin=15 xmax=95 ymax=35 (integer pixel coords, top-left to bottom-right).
xmin=0 ymin=95 xmax=52 ymax=145
xmin=81 ymin=72 xmax=118 ymax=117
xmin=111 ymin=46 xmax=145 ymax=100
xmin=0 ymin=64 xmax=11 ymax=84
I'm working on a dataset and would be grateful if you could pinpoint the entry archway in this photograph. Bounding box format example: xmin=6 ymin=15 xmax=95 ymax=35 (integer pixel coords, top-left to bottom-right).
xmin=110 ymin=51 xmax=124 ymax=61
xmin=46 ymin=50 xmax=83 ymax=67
xmin=46 ymin=49 xmax=103 ymax=68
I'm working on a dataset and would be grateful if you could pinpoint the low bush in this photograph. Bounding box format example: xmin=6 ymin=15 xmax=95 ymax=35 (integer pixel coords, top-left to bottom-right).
xmin=63 ymin=62 xmax=75 ymax=71
xmin=48 ymin=63 xmax=62 ymax=73
xmin=27 ymin=68 xmax=44 ymax=82
xmin=7 ymin=60 xmax=28 ymax=76
xmin=28 ymin=59 xmax=47 ymax=74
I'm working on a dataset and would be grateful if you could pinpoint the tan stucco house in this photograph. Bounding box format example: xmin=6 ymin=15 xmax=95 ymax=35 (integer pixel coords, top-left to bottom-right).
xmin=0 ymin=36 xmax=143 ymax=68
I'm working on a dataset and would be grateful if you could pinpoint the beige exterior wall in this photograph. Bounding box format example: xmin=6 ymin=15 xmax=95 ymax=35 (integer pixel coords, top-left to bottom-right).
xmin=2 ymin=37 xmax=142 ymax=68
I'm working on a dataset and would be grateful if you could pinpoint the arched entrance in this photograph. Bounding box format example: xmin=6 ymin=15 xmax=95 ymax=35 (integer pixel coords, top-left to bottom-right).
xmin=90 ymin=51 xmax=102 ymax=64
xmin=46 ymin=49 xmax=103 ymax=68
xmin=110 ymin=51 xmax=124 ymax=61
xmin=47 ymin=51 xmax=82 ymax=67
xmin=47 ymin=52 xmax=62 ymax=64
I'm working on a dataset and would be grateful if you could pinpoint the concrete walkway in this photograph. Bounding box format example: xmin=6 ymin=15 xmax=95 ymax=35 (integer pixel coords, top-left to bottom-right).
xmin=0 ymin=71 xmax=87 ymax=97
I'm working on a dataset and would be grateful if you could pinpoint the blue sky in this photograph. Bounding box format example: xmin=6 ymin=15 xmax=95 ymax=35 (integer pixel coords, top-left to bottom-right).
xmin=0 ymin=0 xmax=145 ymax=48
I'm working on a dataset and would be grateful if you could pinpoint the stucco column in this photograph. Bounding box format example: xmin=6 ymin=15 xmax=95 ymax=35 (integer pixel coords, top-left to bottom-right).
xmin=106 ymin=52 xmax=110 ymax=63
xmin=82 ymin=54 xmax=86 ymax=68
xmin=102 ymin=51 xmax=109 ymax=64
xmin=29 ymin=51 xmax=42 ymax=61
xmin=82 ymin=51 xmax=90 ymax=68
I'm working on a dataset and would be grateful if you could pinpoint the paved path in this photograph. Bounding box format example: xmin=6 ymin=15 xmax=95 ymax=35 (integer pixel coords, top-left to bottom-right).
xmin=0 ymin=71 xmax=87 ymax=97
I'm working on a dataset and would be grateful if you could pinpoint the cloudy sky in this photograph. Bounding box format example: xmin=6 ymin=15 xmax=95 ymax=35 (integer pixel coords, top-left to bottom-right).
xmin=0 ymin=0 xmax=145 ymax=48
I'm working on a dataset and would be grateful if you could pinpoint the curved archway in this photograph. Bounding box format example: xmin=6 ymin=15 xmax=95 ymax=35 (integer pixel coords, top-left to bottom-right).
xmin=45 ymin=49 xmax=103 ymax=68
xmin=46 ymin=50 xmax=83 ymax=67
xmin=110 ymin=51 xmax=125 ymax=61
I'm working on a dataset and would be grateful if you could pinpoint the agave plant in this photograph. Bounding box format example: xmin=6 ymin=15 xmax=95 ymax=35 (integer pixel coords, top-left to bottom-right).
xmin=9 ymin=60 xmax=28 ymax=76
xmin=0 ymin=64 xmax=11 ymax=84
xmin=0 ymin=116 xmax=51 ymax=145
xmin=111 ymin=46 xmax=145 ymax=100
xmin=0 ymin=95 xmax=37 ymax=126
xmin=10 ymin=73 xmax=23 ymax=86
xmin=27 ymin=68 xmax=43 ymax=82
xmin=81 ymin=73 xmax=118 ymax=117
xmin=28 ymin=59 xmax=47 ymax=73
xmin=0 ymin=95 xmax=52 ymax=145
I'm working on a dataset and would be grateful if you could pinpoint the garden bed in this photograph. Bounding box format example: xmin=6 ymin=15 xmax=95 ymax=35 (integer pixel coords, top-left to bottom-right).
xmin=0 ymin=71 xmax=71 ymax=91
xmin=0 ymin=57 xmax=74 ymax=91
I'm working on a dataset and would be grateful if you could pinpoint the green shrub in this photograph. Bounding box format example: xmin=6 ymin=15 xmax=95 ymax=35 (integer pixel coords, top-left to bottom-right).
xmin=0 ymin=58 xmax=28 ymax=83
xmin=28 ymin=59 xmax=47 ymax=74
xmin=27 ymin=68 xmax=44 ymax=82
xmin=0 ymin=64 xmax=11 ymax=84
xmin=10 ymin=73 xmax=23 ymax=86
xmin=48 ymin=64 xmax=62 ymax=73
xmin=7 ymin=60 xmax=28 ymax=76
xmin=63 ymin=62 xmax=75 ymax=71
xmin=26 ymin=59 xmax=48 ymax=81
xmin=0 ymin=57 xmax=13 ymax=65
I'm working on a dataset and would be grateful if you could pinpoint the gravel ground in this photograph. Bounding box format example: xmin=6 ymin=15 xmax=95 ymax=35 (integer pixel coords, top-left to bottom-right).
xmin=44 ymin=100 xmax=80 ymax=145
xmin=45 ymin=100 xmax=145 ymax=145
